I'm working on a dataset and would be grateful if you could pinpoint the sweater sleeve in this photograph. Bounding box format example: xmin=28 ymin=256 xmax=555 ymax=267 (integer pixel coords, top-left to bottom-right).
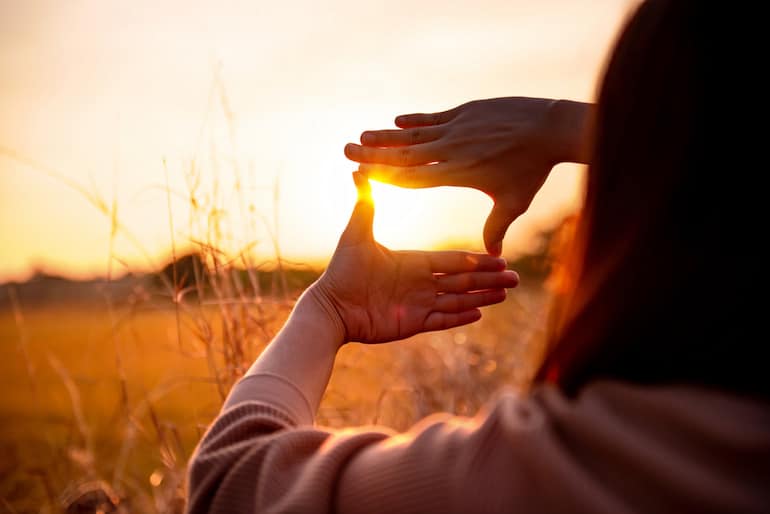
xmin=185 ymin=378 xmax=770 ymax=514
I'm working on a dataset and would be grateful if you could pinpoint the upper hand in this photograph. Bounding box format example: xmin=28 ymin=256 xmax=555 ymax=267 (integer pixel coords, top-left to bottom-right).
xmin=344 ymin=97 xmax=574 ymax=255
xmin=309 ymin=172 xmax=519 ymax=345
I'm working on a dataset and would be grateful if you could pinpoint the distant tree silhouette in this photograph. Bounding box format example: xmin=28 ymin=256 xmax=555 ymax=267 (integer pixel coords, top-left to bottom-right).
xmin=155 ymin=252 xmax=320 ymax=300
xmin=157 ymin=253 xmax=206 ymax=295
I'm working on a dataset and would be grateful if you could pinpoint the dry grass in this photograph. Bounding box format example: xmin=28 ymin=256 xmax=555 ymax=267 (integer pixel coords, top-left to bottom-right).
xmin=0 ymin=280 xmax=550 ymax=513
xmin=0 ymin=298 xmax=282 ymax=513
xmin=0 ymin=77 xmax=556 ymax=512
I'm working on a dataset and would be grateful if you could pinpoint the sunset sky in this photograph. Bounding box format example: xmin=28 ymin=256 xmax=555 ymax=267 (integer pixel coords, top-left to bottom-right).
xmin=0 ymin=0 xmax=637 ymax=282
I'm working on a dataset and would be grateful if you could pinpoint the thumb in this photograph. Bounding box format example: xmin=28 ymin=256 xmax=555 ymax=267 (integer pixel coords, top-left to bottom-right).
xmin=340 ymin=171 xmax=375 ymax=244
xmin=483 ymin=202 xmax=520 ymax=256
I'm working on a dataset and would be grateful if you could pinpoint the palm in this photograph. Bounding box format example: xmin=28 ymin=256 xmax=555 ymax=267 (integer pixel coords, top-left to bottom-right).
xmin=313 ymin=173 xmax=519 ymax=345
xmin=323 ymin=243 xmax=437 ymax=342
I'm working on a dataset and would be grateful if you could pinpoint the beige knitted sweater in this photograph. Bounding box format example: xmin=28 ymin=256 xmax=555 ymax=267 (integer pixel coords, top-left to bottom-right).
xmin=186 ymin=375 xmax=770 ymax=513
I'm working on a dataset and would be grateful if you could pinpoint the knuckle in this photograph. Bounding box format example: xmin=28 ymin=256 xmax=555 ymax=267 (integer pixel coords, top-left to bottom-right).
xmin=466 ymin=155 xmax=482 ymax=168
xmin=400 ymin=148 xmax=411 ymax=166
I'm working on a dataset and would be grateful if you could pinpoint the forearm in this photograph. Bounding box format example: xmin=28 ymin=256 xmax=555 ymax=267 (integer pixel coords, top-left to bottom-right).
xmin=548 ymin=100 xmax=594 ymax=165
xmin=229 ymin=285 xmax=344 ymax=421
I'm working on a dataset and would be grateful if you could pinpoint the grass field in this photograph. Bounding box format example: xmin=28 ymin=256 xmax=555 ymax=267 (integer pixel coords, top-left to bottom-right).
xmin=0 ymin=272 xmax=551 ymax=513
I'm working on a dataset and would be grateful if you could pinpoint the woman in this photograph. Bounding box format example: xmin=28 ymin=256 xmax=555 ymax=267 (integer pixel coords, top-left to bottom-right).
xmin=186 ymin=1 xmax=770 ymax=512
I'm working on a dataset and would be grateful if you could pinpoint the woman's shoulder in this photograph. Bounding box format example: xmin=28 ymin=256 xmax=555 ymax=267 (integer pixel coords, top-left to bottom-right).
xmin=417 ymin=379 xmax=770 ymax=448
xmin=379 ymin=380 xmax=770 ymax=513
xmin=529 ymin=379 xmax=770 ymax=427
xmin=485 ymin=379 xmax=770 ymax=513
xmin=486 ymin=379 xmax=770 ymax=444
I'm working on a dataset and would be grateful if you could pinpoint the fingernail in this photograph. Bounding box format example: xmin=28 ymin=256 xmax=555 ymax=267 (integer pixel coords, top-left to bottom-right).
xmin=345 ymin=143 xmax=355 ymax=154
xmin=361 ymin=133 xmax=374 ymax=144
xmin=495 ymin=257 xmax=507 ymax=269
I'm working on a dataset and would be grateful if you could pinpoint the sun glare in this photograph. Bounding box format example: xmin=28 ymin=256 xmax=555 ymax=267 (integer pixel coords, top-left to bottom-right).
xmin=368 ymin=180 xmax=432 ymax=249
xmin=363 ymin=179 xmax=493 ymax=252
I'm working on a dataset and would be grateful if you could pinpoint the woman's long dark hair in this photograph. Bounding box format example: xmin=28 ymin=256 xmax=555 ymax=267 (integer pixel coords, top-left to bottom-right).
xmin=537 ymin=0 xmax=766 ymax=400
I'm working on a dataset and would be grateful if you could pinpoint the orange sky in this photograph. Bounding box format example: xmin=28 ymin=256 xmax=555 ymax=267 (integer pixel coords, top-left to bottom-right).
xmin=0 ymin=0 xmax=637 ymax=282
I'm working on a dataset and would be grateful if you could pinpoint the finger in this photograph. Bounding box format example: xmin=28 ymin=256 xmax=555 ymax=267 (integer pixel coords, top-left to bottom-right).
xmin=434 ymin=289 xmax=507 ymax=313
xmin=345 ymin=142 xmax=441 ymax=167
xmin=483 ymin=202 xmax=524 ymax=256
xmin=425 ymin=251 xmax=508 ymax=273
xmin=395 ymin=107 xmax=459 ymax=128
xmin=435 ymin=271 xmax=519 ymax=293
xmin=340 ymin=171 xmax=374 ymax=244
xmin=358 ymin=163 xmax=455 ymax=189
xmin=359 ymin=127 xmax=443 ymax=147
xmin=423 ymin=309 xmax=481 ymax=332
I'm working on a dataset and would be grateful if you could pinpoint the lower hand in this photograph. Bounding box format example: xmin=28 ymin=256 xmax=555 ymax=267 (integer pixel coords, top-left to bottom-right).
xmin=309 ymin=172 xmax=519 ymax=346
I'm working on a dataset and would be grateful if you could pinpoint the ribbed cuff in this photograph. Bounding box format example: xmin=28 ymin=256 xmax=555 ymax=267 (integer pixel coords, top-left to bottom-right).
xmin=223 ymin=372 xmax=315 ymax=426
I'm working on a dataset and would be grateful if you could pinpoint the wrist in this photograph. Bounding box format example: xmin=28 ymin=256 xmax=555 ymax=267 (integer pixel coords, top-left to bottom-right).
xmin=546 ymin=99 xmax=592 ymax=165
xmin=297 ymin=282 xmax=347 ymax=349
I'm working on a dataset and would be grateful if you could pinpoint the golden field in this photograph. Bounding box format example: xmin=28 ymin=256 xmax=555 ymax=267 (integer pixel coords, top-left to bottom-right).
xmin=0 ymin=271 xmax=551 ymax=513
